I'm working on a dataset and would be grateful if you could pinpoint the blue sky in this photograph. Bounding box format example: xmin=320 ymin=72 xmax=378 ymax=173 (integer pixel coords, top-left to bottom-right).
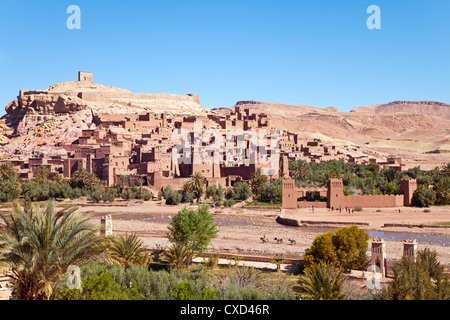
xmin=0 ymin=0 xmax=449 ymax=116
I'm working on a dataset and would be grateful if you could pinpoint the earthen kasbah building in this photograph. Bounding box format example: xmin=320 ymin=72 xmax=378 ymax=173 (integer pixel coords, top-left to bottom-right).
xmin=282 ymin=178 xmax=417 ymax=210
xmin=2 ymin=72 xmax=413 ymax=205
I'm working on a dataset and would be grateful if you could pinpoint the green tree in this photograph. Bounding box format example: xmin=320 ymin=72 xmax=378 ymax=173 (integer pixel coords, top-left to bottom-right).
xmin=411 ymin=186 xmax=436 ymax=207
xmin=70 ymin=168 xmax=101 ymax=191
xmin=304 ymin=232 xmax=338 ymax=267
xmin=206 ymin=184 xmax=224 ymax=204
xmin=162 ymin=242 xmax=194 ymax=270
xmin=188 ymin=172 xmax=206 ymax=202
xmin=0 ymin=179 xmax=21 ymax=203
xmin=382 ymin=248 xmax=450 ymax=300
xmin=250 ymin=168 xmax=268 ymax=197
xmin=0 ymin=200 xmax=106 ymax=300
xmin=433 ymin=176 xmax=450 ymax=205
xmin=167 ymin=205 xmax=219 ymax=253
xmin=163 ymin=186 xmax=183 ymax=205
xmin=270 ymin=255 xmax=285 ymax=272
xmin=232 ymin=182 xmax=252 ymax=201
xmin=107 ymin=233 xmax=151 ymax=269
xmin=304 ymin=226 xmax=369 ymax=270
xmin=298 ymin=262 xmax=347 ymax=300
xmin=0 ymin=162 xmax=16 ymax=181
xmin=259 ymin=181 xmax=282 ymax=203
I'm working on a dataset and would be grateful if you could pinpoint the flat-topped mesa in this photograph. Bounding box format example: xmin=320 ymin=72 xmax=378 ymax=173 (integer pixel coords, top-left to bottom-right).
xmin=4 ymin=71 xmax=208 ymax=120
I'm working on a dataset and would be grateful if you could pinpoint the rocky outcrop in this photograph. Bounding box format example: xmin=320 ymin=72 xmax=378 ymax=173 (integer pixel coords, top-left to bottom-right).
xmin=0 ymin=73 xmax=213 ymax=158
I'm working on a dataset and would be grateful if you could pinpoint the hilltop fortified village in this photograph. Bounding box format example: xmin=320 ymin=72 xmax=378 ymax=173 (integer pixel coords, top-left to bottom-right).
xmin=0 ymin=71 xmax=412 ymax=209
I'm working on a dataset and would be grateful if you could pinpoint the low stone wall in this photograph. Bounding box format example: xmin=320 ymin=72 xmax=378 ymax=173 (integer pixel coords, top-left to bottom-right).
xmin=276 ymin=216 xmax=369 ymax=227
xmin=244 ymin=206 xmax=282 ymax=210
xmin=296 ymin=201 xmax=327 ymax=209
xmin=275 ymin=216 xmax=301 ymax=227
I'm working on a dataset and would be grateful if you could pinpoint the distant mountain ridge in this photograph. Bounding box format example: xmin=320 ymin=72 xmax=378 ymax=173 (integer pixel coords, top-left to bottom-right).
xmin=351 ymin=101 xmax=450 ymax=120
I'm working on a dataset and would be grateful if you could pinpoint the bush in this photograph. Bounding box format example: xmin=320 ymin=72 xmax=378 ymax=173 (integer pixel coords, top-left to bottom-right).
xmin=223 ymin=199 xmax=235 ymax=207
xmin=232 ymin=182 xmax=252 ymax=201
xmin=90 ymin=189 xmax=103 ymax=203
xmin=102 ymin=189 xmax=116 ymax=202
xmin=0 ymin=179 xmax=21 ymax=202
xmin=206 ymin=185 xmax=224 ymax=203
xmin=141 ymin=192 xmax=152 ymax=201
xmin=258 ymin=181 xmax=282 ymax=203
xmin=182 ymin=191 xmax=195 ymax=204
xmin=172 ymin=281 xmax=218 ymax=300
xmin=304 ymin=226 xmax=369 ymax=270
xmin=164 ymin=186 xmax=183 ymax=205
xmin=57 ymin=271 xmax=140 ymax=300
xmin=354 ymin=206 xmax=363 ymax=212
xmin=412 ymin=187 xmax=436 ymax=207
xmin=21 ymin=180 xmax=50 ymax=202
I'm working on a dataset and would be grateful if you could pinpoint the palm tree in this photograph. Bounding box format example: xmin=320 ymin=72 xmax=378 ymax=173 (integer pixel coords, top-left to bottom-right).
xmin=189 ymin=172 xmax=206 ymax=202
xmin=118 ymin=174 xmax=129 ymax=187
xmin=298 ymin=262 xmax=347 ymax=300
xmin=270 ymin=255 xmax=285 ymax=272
xmin=0 ymin=200 xmax=106 ymax=300
xmin=107 ymin=233 xmax=150 ymax=269
xmin=162 ymin=242 xmax=194 ymax=270
xmin=0 ymin=162 xmax=16 ymax=181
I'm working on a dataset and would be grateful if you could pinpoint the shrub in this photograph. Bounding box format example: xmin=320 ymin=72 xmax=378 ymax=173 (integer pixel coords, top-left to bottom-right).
xmin=182 ymin=191 xmax=195 ymax=204
xmin=304 ymin=226 xmax=369 ymax=270
xmin=258 ymin=182 xmax=282 ymax=203
xmin=90 ymin=189 xmax=103 ymax=203
xmin=57 ymin=271 xmax=140 ymax=300
xmin=21 ymin=180 xmax=50 ymax=201
xmin=412 ymin=187 xmax=436 ymax=207
xmin=172 ymin=281 xmax=218 ymax=300
xmin=354 ymin=206 xmax=363 ymax=212
xmin=232 ymin=182 xmax=252 ymax=201
xmin=141 ymin=191 xmax=152 ymax=201
xmin=0 ymin=179 xmax=21 ymax=202
xmin=206 ymin=185 xmax=224 ymax=203
xmin=164 ymin=186 xmax=183 ymax=205
xmin=223 ymin=199 xmax=235 ymax=207
xmin=102 ymin=189 xmax=116 ymax=202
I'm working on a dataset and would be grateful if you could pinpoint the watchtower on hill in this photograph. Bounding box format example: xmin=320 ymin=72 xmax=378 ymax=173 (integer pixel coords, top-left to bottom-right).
xmin=78 ymin=71 xmax=93 ymax=82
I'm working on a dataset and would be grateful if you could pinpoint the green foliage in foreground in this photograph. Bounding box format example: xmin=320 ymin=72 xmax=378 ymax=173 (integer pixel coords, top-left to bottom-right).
xmin=56 ymin=263 xmax=296 ymax=300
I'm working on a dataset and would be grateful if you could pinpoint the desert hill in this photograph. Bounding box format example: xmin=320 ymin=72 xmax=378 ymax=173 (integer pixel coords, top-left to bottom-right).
xmin=351 ymin=101 xmax=450 ymax=120
xmin=214 ymin=100 xmax=450 ymax=170
xmin=0 ymin=73 xmax=214 ymax=159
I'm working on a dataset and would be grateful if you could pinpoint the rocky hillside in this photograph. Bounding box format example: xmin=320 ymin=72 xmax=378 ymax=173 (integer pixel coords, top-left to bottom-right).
xmin=0 ymin=75 xmax=214 ymax=159
xmin=215 ymin=100 xmax=450 ymax=169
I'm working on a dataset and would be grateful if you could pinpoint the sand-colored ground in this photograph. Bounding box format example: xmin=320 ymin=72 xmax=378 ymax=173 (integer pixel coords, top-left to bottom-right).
xmin=76 ymin=201 xmax=450 ymax=265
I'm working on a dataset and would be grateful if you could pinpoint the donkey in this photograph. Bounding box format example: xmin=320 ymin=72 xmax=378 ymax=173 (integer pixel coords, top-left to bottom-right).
xmin=288 ymin=239 xmax=296 ymax=245
xmin=274 ymin=237 xmax=283 ymax=244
